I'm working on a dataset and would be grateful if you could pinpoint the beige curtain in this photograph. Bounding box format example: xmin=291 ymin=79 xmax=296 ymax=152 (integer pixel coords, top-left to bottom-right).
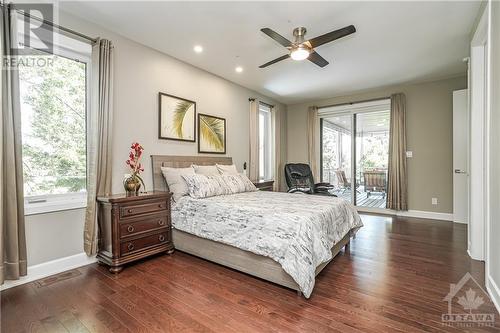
xmin=1 ymin=5 xmax=27 ymax=284
xmin=272 ymin=105 xmax=285 ymax=191
xmin=249 ymin=99 xmax=259 ymax=181
xmin=84 ymin=39 xmax=114 ymax=256
xmin=307 ymin=106 xmax=319 ymax=180
xmin=387 ymin=93 xmax=408 ymax=210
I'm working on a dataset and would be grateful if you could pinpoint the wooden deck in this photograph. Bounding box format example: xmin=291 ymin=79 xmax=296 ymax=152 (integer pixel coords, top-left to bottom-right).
xmin=335 ymin=186 xmax=387 ymax=208
xmin=2 ymin=214 xmax=498 ymax=332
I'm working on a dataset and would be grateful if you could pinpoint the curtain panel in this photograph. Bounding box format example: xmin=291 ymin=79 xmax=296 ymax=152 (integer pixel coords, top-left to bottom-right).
xmin=248 ymin=99 xmax=259 ymax=181
xmin=387 ymin=93 xmax=408 ymax=211
xmin=272 ymin=105 xmax=283 ymax=191
xmin=0 ymin=4 xmax=27 ymax=284
xmin=84 ymin=39 xmax=114 ymax=256
xmin=307 ymin=106 xmax=320 ymax=180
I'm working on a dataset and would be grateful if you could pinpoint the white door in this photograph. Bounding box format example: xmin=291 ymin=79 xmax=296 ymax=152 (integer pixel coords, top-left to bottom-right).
xmin=453 ymin=89 xmax=469 ymax=224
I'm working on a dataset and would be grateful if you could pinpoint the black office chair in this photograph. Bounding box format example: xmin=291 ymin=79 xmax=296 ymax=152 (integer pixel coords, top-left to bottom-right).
xmin=284 ymin=163 xmax=337 ymax=196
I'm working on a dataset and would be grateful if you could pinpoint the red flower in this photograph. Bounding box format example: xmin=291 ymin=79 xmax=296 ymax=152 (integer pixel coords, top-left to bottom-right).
xmin=126 ymin=142 xmax=145 ymax=175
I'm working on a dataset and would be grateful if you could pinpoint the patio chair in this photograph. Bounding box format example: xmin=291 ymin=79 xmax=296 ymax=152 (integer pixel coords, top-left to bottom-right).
xmin=363 ymin=170 xmax=387 ymax=198
xmin=284 ymin=163 xmax=336 ymax=196
xmin=334 ymin=170 xmax=360 ymax=194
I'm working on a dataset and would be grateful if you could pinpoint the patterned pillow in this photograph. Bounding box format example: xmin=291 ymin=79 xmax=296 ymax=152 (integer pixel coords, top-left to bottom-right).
xmin=238 ymin=173 xmax=258 ymax=192
xmin=182 ymin=174 xmax=228 ymax=199
xmin=221 ymin=174 xmax=257 ymax=194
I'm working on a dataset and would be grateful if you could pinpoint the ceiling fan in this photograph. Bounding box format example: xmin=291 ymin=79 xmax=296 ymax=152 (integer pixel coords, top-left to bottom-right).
xmin=259 ymin=25 xmax=356 ymax=68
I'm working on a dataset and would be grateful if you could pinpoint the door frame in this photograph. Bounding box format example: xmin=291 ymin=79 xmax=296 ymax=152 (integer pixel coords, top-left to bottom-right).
xmin=469 ymin=6 xmax=489 ymax=262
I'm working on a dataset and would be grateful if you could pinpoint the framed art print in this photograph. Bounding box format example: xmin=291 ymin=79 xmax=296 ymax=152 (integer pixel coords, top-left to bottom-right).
xmin=198 ymin=113 xmax=226 ymax=154
xmin=158 ymin=92 xmax=196 ymax=142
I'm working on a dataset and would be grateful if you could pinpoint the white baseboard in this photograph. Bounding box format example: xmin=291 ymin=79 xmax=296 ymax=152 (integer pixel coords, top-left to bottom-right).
xmin=0 ymin=252 xmax=96 ymax=291
xmin=487 ymin=275 xmax=500 ymax=315
xmin=357 ymin=207 xmax=454 ymax=221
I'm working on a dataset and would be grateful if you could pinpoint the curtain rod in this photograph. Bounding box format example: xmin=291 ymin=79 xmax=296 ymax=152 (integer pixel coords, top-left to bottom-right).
xmin=4 ymin=4 xmax=98 ymax=44
xmin=248 ymin=98 xmax=274 ymax=108
xmin=318 ymin=96 xmax=391 ymax=110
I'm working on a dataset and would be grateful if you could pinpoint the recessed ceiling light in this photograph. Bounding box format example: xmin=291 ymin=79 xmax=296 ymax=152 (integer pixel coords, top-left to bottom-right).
xmin=193 ymin=45 xmax=203 ymax=53
xmin=235 ymin=66 xmax=243 ymax=73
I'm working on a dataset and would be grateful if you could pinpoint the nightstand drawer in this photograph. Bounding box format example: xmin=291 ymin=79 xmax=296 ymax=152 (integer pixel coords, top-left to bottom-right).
xmin=120 ymin=231 xmax=170 ymax=256
xmin=120 ymin=215 xmax=170 ymax=239
xmin=120 ymin=201 xmax=168 ymax=218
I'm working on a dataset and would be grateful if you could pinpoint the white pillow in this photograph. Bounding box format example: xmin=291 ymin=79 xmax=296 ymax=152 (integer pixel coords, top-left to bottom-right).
xmin=216 ymin=163 xmax=239 ymax=175
xmin=160 ymin=166 xmax=195 ymax=202
xmin=192 ymin=164 xmax=219 ymax=176
xmin=182 ymin=174 xmax=228 ymax=198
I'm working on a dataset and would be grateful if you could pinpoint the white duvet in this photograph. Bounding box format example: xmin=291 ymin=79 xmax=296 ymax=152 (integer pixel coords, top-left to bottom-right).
xmin=171 ymin=190 xmax=363 ymax=298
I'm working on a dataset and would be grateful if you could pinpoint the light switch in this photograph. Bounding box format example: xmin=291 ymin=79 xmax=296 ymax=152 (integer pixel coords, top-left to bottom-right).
xmin=432 ymin=197 xmax=438 ymax=205
xmin=406 ymin=151 xmax=413 ymax=158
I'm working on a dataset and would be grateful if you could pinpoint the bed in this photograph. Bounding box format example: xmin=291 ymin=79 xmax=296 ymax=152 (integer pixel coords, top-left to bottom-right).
xmin=151 ymin=155 xmax=363 ymax=297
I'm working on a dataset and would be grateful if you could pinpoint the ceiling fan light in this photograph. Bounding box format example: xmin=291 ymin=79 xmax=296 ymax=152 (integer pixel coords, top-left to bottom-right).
xmin=290 ymin=47 xmax=310 ymax=61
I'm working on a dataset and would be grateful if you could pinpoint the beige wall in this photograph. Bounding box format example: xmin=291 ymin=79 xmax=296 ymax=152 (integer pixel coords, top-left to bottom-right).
xmin=287 ymin=76 xmax=467 ymax=214
xmin=25 ymin=10 xmax=285 ymax=266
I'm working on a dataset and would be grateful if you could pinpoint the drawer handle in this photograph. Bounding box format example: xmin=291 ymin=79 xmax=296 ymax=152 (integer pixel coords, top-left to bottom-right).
xmin=127 ymin=243 xmax=134 ymax=251
xmin=158 ymin=219 xmax=165 ymax=226
xmin=127 ymin=209 xmax=133 ymax=213
xmin=159 ymin=235 xmax=165 ymax=242
xmin=158 ymin=204 xmax=164 ymax=208
xmin=127 ymin=225 xmax=134 ymax=233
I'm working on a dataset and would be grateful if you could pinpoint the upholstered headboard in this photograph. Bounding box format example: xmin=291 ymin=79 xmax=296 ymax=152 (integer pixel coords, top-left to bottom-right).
xmin=150 ymin=155 xmax=233 ymax=192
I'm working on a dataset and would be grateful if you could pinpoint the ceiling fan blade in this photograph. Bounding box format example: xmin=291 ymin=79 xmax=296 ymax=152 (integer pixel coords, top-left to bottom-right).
xmin=308 ymin=51 xmax=329 ymax=68
xmin=307 ymin=25 xmax=356 ymax=48
xmin=261 ymin=28 xmax=292 ymax=48
xmin=259 ymin=54 xmax=290 ymax=68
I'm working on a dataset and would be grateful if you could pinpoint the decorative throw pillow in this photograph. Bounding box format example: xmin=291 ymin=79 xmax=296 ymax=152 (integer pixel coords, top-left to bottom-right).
xmin=161 ymin=166 xmax=195 ymax=202
xmin=192 ymin=164 xmax=219 ymax=176
xmin=216 ymin=163 xmax=239 ymax=175
xmin=221 ymin=174 xmax=246 ymax=194
xmin=238 ymin=173 xmax=258 ymax=192
xmin=182 ymin=174 xmax=228 ymax=198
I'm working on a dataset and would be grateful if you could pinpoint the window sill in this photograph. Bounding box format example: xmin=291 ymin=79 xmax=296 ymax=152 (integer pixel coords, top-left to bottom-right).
xmin=24 ymin=193 xmax=87 ymax=216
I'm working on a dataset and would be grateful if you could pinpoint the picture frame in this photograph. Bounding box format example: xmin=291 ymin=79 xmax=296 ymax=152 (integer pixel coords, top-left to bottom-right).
xmin=198 ymin=113 xmax=226 ymax=154
xmin=158 ymin=92 xmax=196 ymax=142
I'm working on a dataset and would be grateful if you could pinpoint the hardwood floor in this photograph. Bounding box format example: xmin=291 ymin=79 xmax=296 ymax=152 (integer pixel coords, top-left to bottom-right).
xmin=2 ymin=214 xmax=499 ymax=332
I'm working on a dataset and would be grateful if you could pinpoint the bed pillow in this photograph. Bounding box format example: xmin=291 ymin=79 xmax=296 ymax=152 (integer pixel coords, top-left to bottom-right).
xmin=216 ymin=163 xmax=239 ymax=175
xmin=222 ymin=174 xmax=257 ymax=194
xmin=192 ymin=164 xmax=219 ymax=176
xmin=160 ymin=166 xmax=195 ymax=202
xmin=182 ymin=174 xmax=228 ymax=198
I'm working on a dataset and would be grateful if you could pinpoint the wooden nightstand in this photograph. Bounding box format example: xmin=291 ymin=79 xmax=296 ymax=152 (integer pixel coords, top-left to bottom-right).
xmin=96 ymin=191 xmax=174 ymax=273
xmin=253 ymin=180 xmax=274 ymax=191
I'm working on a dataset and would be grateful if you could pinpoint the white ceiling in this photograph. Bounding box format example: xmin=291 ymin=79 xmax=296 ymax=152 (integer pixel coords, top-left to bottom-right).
xmin=60 ymin=1 xmax=479 ymax=105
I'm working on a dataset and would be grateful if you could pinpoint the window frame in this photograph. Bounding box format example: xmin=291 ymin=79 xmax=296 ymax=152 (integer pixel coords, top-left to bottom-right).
xmin=18 ymin=21 xmax=91 ymax=216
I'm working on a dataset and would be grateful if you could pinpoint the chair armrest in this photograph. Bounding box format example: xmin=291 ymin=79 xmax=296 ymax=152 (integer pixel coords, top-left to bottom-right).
xmin=315 ymin=182 xmax=334 ymax=188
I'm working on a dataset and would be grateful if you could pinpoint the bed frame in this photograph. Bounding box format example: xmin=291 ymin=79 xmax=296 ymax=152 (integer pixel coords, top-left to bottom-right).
xmin=151 ymin=155 xmax=353 ymax=295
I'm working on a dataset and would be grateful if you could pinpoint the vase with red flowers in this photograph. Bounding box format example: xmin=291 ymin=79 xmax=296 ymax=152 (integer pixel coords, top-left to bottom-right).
xmin=124 ymin=142 xmax=146 ymax=195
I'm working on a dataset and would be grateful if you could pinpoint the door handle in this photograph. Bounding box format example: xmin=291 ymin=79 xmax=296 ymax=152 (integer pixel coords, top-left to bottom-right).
xmin=454 ymin=169 xmax=468 ymax=174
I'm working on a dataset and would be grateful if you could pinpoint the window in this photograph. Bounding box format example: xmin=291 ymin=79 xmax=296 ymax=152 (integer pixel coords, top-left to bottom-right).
xmin=259 ymin=102 xmax=274 ymax=181
xmin=16 ymin=14 xmax=91 ymax=214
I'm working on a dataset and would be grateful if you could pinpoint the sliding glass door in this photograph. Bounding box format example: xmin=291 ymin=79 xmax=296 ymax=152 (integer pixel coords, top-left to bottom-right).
xmin=320 ymin=100 xmax=391 ymax=210
xmin=320 ymin=114 xmax=352 ymax=203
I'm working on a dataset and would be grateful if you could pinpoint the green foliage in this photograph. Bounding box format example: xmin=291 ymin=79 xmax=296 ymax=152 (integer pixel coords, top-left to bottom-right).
xmin=19 ymin=55 xmax=87 ymax=196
